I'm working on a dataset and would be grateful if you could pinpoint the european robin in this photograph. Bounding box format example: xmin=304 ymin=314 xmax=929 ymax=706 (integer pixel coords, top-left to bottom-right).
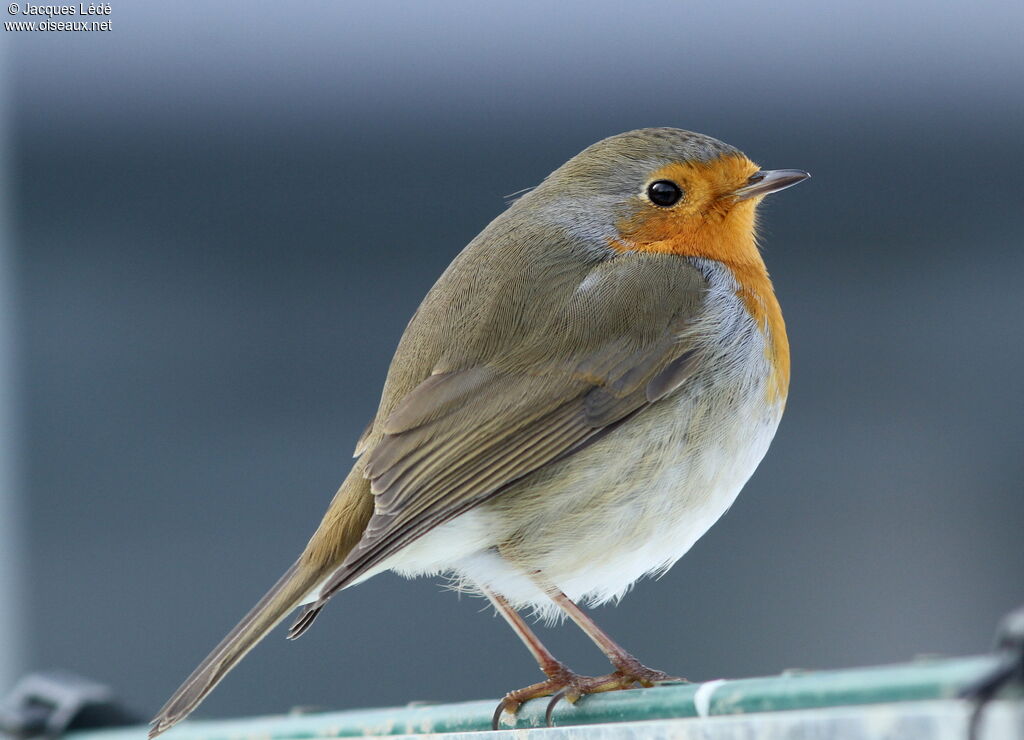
xmin=149 ymin=128 xmax=809 ymax=735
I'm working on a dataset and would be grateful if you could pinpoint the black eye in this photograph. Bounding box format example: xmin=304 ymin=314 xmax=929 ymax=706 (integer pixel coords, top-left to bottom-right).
xmin=647 ymin=180 xmax=683 ymax=207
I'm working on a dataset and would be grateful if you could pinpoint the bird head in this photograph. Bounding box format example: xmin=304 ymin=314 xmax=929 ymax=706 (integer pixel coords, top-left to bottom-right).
xmin=525 ymin=128 xmax=809 ymax=267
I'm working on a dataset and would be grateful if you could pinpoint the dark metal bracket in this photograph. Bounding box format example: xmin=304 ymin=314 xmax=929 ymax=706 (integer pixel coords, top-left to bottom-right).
xmin=0 ymin=671 xmax=137 ymax=738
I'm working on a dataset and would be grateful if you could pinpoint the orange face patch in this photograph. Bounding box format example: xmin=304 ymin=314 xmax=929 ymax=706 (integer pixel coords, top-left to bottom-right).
xmin=609 ymin=154 xmax=790 ymax=403
xmin=609 ymin=154 xmax=761 ymax=265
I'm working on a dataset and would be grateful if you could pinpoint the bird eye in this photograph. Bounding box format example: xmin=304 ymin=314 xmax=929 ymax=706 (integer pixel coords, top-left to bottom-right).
xmin=646 ymin=180 xmax=683 ymax=207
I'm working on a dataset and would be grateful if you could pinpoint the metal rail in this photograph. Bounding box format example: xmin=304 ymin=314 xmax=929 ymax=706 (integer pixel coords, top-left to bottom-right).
xmin=68 ymin=655 xmax=1019 ymax=739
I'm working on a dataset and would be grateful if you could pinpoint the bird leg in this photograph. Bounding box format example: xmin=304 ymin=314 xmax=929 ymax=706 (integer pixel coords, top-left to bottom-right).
xmin=547 ymin=587 xmax=680 ymax=682
xmin=483 ymin=581 xmax=683 ymax=728
xmin=481 ymin=586 xmax=591 ymax=728
xmin=539 ymin=583 xmax=684 ymax=720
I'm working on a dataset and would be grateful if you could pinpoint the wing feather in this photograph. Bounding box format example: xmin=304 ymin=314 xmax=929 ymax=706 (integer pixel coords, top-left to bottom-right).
xmin=308 ymin=253 xmax=710 ymax=607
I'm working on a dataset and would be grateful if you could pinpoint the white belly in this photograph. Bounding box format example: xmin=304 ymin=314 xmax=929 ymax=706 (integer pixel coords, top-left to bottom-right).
xmin=383 ymin=375 xmax=784 ymax=618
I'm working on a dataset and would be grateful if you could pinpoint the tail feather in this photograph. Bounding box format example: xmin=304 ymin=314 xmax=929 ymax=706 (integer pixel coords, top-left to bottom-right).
xmin=286 ymin=603 xmax=324 ymax=640
xmin=148 ymin=560 xmax=326 ymax=738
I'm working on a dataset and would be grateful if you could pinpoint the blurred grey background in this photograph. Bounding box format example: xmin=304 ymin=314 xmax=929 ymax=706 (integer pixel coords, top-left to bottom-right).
xmin=4 ymin=0 xmax=1023 ymax=723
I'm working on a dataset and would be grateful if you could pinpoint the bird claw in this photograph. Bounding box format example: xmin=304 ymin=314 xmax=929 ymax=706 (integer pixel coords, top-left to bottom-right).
xmin=610 ymin=654 xmax=684 ymax=686
xmin=545 ymin=686 xmax=579 ymax=726
xmin=492 ymin=662 xmax=683 ymax=729
xmin=491 ymin=684 xmax=545 ymax=730
xmin=490 ymin=697 xmax=512 ymax=731
xmin=490 ymin=666 xmax=586 ymax=730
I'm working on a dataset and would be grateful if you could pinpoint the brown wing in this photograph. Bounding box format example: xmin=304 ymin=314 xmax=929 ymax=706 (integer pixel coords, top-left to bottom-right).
xmin=304 ymin=252 xmax=708 ymax=610
xmin=353 ymin=350 xmax=702 ymax=570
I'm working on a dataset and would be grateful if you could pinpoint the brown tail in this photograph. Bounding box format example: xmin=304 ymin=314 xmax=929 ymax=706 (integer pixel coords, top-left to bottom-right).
xmin=148 ymin=560 xmax=326 ymax=738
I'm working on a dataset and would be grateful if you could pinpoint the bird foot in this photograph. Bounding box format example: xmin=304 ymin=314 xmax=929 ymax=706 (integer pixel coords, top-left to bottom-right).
xmin=491 ymin=663 xmax=578 ymax=729
xmin=492 ymin=659 xmax=683 ymax=729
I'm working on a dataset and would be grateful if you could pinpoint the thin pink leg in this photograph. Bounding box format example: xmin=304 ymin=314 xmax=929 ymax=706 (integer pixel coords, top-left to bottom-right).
xmin=538 ymin=579 xmax=681 ymax=683
xmin=480 ymin=585 xmax=564 ymax=676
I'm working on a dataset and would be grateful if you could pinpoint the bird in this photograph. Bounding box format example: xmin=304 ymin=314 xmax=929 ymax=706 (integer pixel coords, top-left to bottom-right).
xmin=149 ymin=127 xmax=809 ymax=736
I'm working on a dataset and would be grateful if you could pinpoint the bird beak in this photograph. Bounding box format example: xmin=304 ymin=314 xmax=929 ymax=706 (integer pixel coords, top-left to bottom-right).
xmin=731 ymin=169 xmax=811 ymax=201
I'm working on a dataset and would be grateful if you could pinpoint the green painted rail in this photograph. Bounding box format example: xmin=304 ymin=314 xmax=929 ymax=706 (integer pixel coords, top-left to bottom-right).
xmin=69 ymin=655 xmax=1014 ymax=739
